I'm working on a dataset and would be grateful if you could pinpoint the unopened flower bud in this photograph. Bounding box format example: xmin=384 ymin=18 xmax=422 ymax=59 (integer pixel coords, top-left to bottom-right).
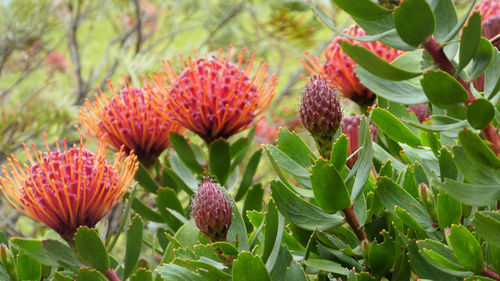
xmin=341 ymin=116 xmax=377 ymax=168
xmin=418 ymin=184 xmax=437 ymax=220
xmin=191 ymin=178 xmax=233 ymax=241
xmin=0 ymin=244 xmax=7 ymax=264
xmin=299 ymin=75 xmax=343 ymax=158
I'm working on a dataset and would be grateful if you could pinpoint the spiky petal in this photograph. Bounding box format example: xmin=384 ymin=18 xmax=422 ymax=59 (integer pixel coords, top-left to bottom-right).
xmin=77 ymin=80 xmax=182 ymax=167
xmin=408 ymin=104 xmax=430 ymax=123
xmin=299 ymin=75 xmax=343 ymax=158
xmin=190 ymin=178 xmax=233 ymax=242
xmin=0 ymin=136 xmax=138 ymax=242
xmin=303 ymin=25 xmax=403 ymax=107
xmin=341 ymin=116 xmax=377 ymax=168
xmin=150 ymin=46 xmax=278 ymax=143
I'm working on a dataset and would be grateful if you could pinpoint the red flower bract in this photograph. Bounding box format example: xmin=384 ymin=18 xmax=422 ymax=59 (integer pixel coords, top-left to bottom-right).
xmin=150 ymin=46 xmax=278 ymax=143
xmin=303 ymin=25 xmax=403 ymax=107
xmin=77 ymin=80 xmax=182 ymax=167
xmin=0 ymin=136 xmax=138 ymax=242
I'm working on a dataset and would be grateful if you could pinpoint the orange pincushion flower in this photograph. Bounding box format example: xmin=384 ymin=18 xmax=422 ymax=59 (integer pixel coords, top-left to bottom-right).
xmin=303 ymin=25 xmax=403 ymax=106
xmin=0 ymin=136 xmax=138 ymax=242
xmin=149 ymin=46 xmax=278 ymax=143
xmin=476 ymin=0 xmax=500 ymax=22
xmin=77 ymin=80 xmax=182 ymax=166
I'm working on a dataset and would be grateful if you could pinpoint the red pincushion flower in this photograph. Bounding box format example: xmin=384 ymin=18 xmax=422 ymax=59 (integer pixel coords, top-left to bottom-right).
xmin=476 ymin=0 xmax=500 ymax=22
xmin=303 ymin=25 xmax=403 ymax=107
xmin=150 ymin=47 xmax=278 ymax=143
xmin=341 ymin=116 xmax=377 ymax=168
xmin=77 ymin=80 xmax=182 ymax=167
xmin=190 ymin=177 xmax=233 ymax=241
xmin=0 ymin=136 xmax=138 ymax=242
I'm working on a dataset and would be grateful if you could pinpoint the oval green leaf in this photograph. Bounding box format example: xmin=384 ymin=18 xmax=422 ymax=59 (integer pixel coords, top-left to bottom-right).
xmin=458 ymin=12 xmax=481 ymax=72
xmin=458 ymin=129 xmax=500 ymax=169
xmin=446 ymin=224 xmax=485 ymax=273
xmin=170 ymin=132 xmax=204 ymax=174
xmin=421 ymin=70 xmax=469 ymax=108
xmin=123 ymin=215 xmax=144 ymax=280
xmin=470 ymin=37 xmax=494 ymax=81
xmin=232 ymin=252 xmax=271 ymax=281
xmin=393 ymin=0 xmax=436 ymax=47
xmin=437 ymin=192 xmax=462 ymax=230
xmin=74 ymin=227 xmax=110 ymax=273
xmin=209 ymin=139 xmax=231 ymax=185
xmin=473 ymin=212 xmax=500 ymax=249
xmin=332 ymin=0 xmax=391 ymax=21
xmin=467 ymin=98 xmax=495 ymax=129
xmin=371 ymin=108 xmax=421 ymax=148
xmin=310 ymin=159 xmax=350 ymax=213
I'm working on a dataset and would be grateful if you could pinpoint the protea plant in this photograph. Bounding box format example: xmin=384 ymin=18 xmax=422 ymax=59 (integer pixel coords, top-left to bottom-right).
xmin=190 ymin=177 xmax=233 ymax=242
xmin=341 ymin=115 xmax=377 ymax=168
xmin=303 ymin=25 xmax=403 ymax=107
xmin=77 ymin=80 xmax=182 ymax=167
xmin=0 ymin=135 xmax=138 ymax=243
xmin=299 ymin=75 xmax=343 ymax=158
xmin=149 ymin=46 xmax=278 ymax=143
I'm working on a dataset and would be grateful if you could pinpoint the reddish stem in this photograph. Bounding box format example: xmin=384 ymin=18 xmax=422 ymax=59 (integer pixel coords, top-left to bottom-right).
xmin=343 ymin=206 xmax=366 ymax=242
xmin=483 ymin=267 xmax=500 ymax=280
xmin=106 ymin=269 xmax=121 ymax=281
xmin=422 ymin=37 xmax=500 ymax=155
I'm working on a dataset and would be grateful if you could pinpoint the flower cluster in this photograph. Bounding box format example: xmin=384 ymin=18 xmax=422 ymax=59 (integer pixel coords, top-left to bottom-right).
xmin=150 ymin=47 xmax=278 ymax=143
xmin=0 ymin=136 xmax=137 ymax=242
xmin=303 ymin=25 xmax=403 ymax=107
xmin=77 ymin=80 xmax=182 ymax=167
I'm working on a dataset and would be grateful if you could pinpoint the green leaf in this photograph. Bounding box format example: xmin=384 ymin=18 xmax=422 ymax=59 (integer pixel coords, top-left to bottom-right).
xmin=310 ymin=159 xmax=350 ymax=213
xmin=393 ymin=0 xmax=436 ymax=47
xmin=307 ymin=0 xmax=396 ymax=42
xmin=170 ymin=132 xmax=203 ymax=174
xmin=464 ymin=276 xmax=497 ymax=281
xmin=355 ymin=14 xmax=415 ymax=50
xmin=262 ymin=200 xmax=285 ymax=272
xmin=74 ymin=227 xmax=109 ymax=273
xmin=42 ymin=239 xmax=82 ymax=267
xmin=486 ymin=50 xmax=500 ymax=99
xmin=157 ymin=264 xmax=205 ymax=281
xmin=75 ymin=268 xmax=107 ymax=281
xmin=470 ymin=38 xmax=494 ymax=81
xmin=446 ymin=224 xmax=485 ymax=272
xmin=227 ymin=197 xmax=249 ymax=251
xmin=242 ymin=183 xmax=264 ymax=231
xmin=442 ymin=0 xmax=477 ymax=42
xmin=276 ymin=129 xmax=315 ymax=168
xmin=235 ymin=149 xmax=262 ymax=202
xmin=417 ymin=239 xmax=469 ymax=275
xmin=161 ymin=221 xmax=199 ymax=264
xmin=437 ymin=179 xmax=500 ymax=206
xmin=432 ymin=0 xmax=458 ymax=42
xmin=371 ymin=108 xmax=421 ymax=148
xmin=339 ymin=41 xmax=421 ymax=81
xmin=332 ymin=0 xmax=391 ymax=21
xmin=473 ymin=212 xmax=500 ymax=249
xmin=131 ymin=269 xmax=153 ymax=281
xmin=368 ymin=236 xmax=396 ymax=277
xmin=230 ymin=137 xmax=250 ymax=160
xmin=458 ymin=12 xmax=482 ymax=72
xmin=170 ymin=151 xmax=198 ymax=193
xmin=458 ymin=129 xmax=500 ymax=169
xmin=467 ymin=98 xmax=495 ymax=129
xmin=53 ymin=272 xmax=74 ymax=281
xmin=270 ymin=180 xmax=344 ymax=231
xmin=135 ymin=163 xmax=159 ymax=193
xmin=330 ymin=134 xmax=348 ymax=170
xmin=232 ymin=252 xmax=271 ymax=281
xmin=437 ymin=192 xmax=462 ymax=230
xmin=304 ymin=259 xmax=349 ymax=275
xmin=10 ymin=238 xmax=58 ymax=267
xmin=173 ymin=259 xmax=231 ymax=281
xmin=349 ymin=118 xmax=373 ymax=201
xmin=123 ymin=215 xmax=143 ymax=280
xmin=156 ymin=187 xmax=184 ymax=230
xmin=132 ymin=197 xmax=164 ymax=223
xmin=17 ymin=251 xmax=41 ymax=280
xmin=376 ymin=177 xmax=433 ymax=229
xmin=453 ymin=146 xmax=500 ymax=185
xmin=266 ymin=145 xmax=310 ymax=179
xmin=408 ymin=240 xmax=458 ymax=281
xmin=209 ymin=139 xmax=231 ymax=185
xmin=421 ymin=70 xmax=470 ymax=108
xmin=438 ymin=147 xmax=458 ymax=181
xmin=394 ymin=207 xmax=426 ymax=238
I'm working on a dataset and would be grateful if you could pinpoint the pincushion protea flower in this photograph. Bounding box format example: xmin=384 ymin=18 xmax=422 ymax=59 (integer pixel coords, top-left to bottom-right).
xmin=149 ymin=46 xmax=278 ymax=143
xmin=342 ymin=116 xmax=377 ymax=168
xmin=302 ymin=25 xmax=403 ymax=107
xmin=190 ymin=177 xmax=233 ymax=241
xmin=299 ymin=75 xmax=343 ymax=158
xmin=0 ymin=136 xmax=138 ymax=242
xmin=77 ymin=80 xmax=182 ymax=167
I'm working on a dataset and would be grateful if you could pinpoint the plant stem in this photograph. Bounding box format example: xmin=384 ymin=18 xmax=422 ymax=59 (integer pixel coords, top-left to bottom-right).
xmin=422 ymin=37 xmax=500 ymax=155
xmin=342 ymin=206 xmax=366 ymax=242
xmin=483 ymin=267 xmax=500 ymax=280
xmin=106 ymin=269 xmax=122 ymax=281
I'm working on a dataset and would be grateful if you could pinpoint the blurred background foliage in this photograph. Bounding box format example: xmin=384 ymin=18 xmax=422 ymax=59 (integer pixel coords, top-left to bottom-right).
xmin=0 ymin=0 xmax=471 ymax=237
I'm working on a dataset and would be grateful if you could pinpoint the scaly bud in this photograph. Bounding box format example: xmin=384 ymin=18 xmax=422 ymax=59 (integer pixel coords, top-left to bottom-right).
xmin=191 ymin=178 xmax=233 ymax=241
xmin=299 ymin=75 xmax=343 ymax=158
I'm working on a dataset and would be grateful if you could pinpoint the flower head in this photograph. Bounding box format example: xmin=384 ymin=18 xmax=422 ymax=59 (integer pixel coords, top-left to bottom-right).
xmin=190 ymin=177 xmax=233 ymax=241
xmin=341 ymin=116 xmax=377 ymax=168
xmin=303 ymin=25 xmax=403 ymax=107
xmin=476 ymin=0 xmax=500 ymax=50
xmin=299 ymin=75 xmax=343 ymax=158
xmin=0 ymin=136 xmax=138 ymax=242
xmin=150 ymin=46 xmax=278 ymax=143
xmin=408 ymin=104 xmax=430 ymax=123
xmin=77 ymin=80 xmax=182 ymax=167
